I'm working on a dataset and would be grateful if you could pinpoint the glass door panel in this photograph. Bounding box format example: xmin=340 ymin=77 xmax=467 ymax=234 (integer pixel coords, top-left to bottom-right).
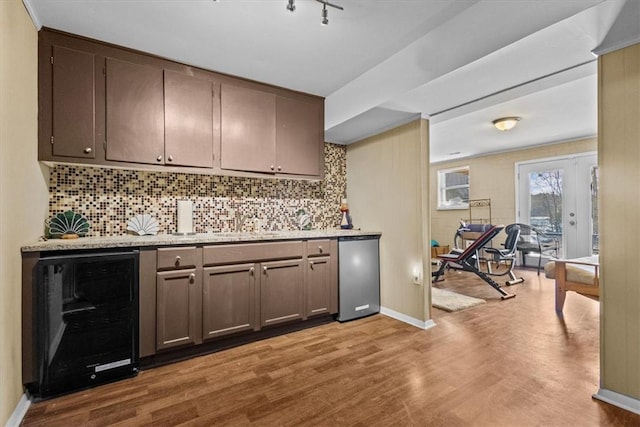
xmin=517 ymin=153 xmax=597 ymax=262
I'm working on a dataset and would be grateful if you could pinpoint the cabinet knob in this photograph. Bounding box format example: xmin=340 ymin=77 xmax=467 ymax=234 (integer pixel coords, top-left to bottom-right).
xmin=168 ymin=155 xmax=173 ymax=162
xmin=277 ymin=166 xmax=282 ymax=171
xmin=157 ymin=155 xmax=163 ymax=162
xmin=263 ymin=266 xmax=268 ymax=274
xmin=270 ymin=165 xmax=275 ymax=171
xmin=309 ymin=260 xmax=314 ymax=269
xmin=84 ymin=147 xmax=92 ymax=154
xmin=318 ymin=246 xmax=323 ymax=253
xmin=189 ymin=273 xmax=195 ymax=284
xmin=249 ymin=267 xmax=255 ymax=276
xmin=175 ymin=255 xmax=181 ymax=266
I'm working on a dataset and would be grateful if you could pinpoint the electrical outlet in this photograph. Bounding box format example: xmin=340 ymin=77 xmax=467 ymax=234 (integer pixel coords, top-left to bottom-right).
xmin=412 ymin=265 xmax=422 ymax=285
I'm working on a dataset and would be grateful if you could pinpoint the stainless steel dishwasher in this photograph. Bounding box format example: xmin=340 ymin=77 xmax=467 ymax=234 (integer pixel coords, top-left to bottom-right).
xmin=337 ymin=235 xmax=380 ymax=321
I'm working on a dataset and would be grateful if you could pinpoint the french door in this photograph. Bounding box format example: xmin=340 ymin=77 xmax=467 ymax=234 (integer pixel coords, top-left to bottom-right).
xmin=517 ymin=153 xmax=598 ymax=260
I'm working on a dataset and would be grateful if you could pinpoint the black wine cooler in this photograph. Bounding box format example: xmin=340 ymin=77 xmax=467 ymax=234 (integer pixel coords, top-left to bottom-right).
xmin=30 ymin=250 xmax=139 ymax=398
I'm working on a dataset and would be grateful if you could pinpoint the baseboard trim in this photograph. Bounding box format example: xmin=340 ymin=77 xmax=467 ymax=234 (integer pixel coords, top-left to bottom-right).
xmin=593 ymin=388 xmax=640 ymax=415
xmin=380 ymin=306 xmax=436 ymax=330
xmin=5 ymin=393 xmax=31 ymax=427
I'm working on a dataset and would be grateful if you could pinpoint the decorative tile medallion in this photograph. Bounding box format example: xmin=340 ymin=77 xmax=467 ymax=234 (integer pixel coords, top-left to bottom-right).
xmin=48 ymin=144 xmax=347 ymax=236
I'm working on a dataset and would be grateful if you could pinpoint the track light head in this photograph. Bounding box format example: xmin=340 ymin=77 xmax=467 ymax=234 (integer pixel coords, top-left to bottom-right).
xmin=286 ymin=0 xmax=295 ymax=12
xmin=321 ymin=4 xmax=328 ymax=25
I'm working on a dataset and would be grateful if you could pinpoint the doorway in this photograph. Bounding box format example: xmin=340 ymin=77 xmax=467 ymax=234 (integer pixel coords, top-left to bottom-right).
xmin=516 ymin=152 xmax=598 ymax=261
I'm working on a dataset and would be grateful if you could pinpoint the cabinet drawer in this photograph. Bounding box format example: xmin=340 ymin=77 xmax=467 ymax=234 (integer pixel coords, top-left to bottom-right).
xmin=203 ymin=241 xmax=303 ymax=266
xmin=157 ymin=247 xmax=197 ymax=270
xmin=307 ymin=239 xmax=332 ymax=257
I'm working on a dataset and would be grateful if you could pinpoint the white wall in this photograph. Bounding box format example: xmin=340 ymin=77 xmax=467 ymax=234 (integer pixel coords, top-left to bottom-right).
xmin=0 ymin=0 xmax=49 ymax=423
xmin=346 ymin=119 xmax=431 ymax=323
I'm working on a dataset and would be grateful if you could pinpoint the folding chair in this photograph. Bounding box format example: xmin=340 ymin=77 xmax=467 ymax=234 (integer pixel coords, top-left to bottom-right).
xmin=432 ymin=225 xmax=516 ymax=300
xmin=484 ymin=224 xmax=525 ymax=286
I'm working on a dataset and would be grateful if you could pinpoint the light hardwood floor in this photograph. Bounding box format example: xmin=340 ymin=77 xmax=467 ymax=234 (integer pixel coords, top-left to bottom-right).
xmin=22 ymin=268 xmax=640 ymax=426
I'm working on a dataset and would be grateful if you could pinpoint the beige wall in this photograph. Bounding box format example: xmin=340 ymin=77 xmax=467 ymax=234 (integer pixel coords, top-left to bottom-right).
xmin=347 ymin=119 xmax=431 ymax=322
xmin=430 ymin=138 xmax=597 ymax=249
xmin=0 ymin=1 xmax=49 ymax=423
xmin=598 ymin=42 xmax=640 ymax=400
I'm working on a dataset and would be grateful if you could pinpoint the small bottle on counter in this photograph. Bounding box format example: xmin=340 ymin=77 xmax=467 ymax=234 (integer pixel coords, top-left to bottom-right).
xmin=340 ymin=198 xmax=353 ymax=229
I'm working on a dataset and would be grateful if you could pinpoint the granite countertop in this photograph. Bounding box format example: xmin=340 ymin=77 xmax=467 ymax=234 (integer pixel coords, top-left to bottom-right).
xmin=21 ymin=229 xmax=382 ymax=252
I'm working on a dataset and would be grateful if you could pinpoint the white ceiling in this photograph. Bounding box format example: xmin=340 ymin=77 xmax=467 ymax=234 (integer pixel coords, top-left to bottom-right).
xmin=23 ymin=0 xmax=640 ymax=163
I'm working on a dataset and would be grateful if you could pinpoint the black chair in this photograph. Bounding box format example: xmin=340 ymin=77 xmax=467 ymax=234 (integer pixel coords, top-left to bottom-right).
xmin=484 ymin=224 xmax=525 ymax=285
xmin=506 ymin=223 xmax=559 ymax=275
xmin=432 ymin=225 xmax=515 ymax=299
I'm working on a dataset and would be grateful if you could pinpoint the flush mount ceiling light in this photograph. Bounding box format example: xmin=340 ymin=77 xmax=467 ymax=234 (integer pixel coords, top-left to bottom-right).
xmin=285 ymin=0 xmax=344 ymax=25
xmin=492 ymin=116 xmax=521 ymax=131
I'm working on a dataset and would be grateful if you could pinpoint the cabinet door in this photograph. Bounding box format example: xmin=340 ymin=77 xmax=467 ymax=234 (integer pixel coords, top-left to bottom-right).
xmin=106 ymin=58 xmax=164 ymax=164
xmin=51 ymin=45 xmax=96 ymax=159
xmin=220 ymin=84 xmax=276 ymax=173
xmin=202 ymin=263 xmax=258 ymax=340
xmin=156 ymin=269 xmax=200 ymax=350
xmin=164 ymin=70 xmax=217 ymax=168
xmin=276 ymin=96 xmax=323 ymax=176
xmin=306 ymin=256 xmax=332 ymax=317
xmin=261 ymin=259 xmax=304 ymax=327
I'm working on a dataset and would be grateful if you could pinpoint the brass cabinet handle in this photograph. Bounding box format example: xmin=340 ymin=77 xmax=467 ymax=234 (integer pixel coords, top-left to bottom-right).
xmin=84 ymin=147 xmax=92 ymax=154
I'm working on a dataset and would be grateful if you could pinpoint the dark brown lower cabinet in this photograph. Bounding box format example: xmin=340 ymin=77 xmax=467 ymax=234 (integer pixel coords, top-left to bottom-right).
xmin=202 ymin=263 xmax=258 ymax=340
xmin=260 ymin=259 xmax=304 ymax=327
xmin=141 ymin=240 xmax=337 ymax=360
xmin=156 ymin=268 xmax=201 ymax=351
xmin=306 ymin=255 xmax=332 ymax=317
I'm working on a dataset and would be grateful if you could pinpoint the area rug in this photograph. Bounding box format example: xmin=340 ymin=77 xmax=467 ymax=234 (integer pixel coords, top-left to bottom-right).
xmin=431 ymin=287 xmax=486 ymax=312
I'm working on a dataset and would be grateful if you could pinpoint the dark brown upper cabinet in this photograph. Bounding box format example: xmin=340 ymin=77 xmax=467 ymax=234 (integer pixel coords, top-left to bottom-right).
xmin=220 ymin=84 xmax=276 ymax=174
xmin=106 ymin=64 xmax=218 ymax=168
xmin=164 ymin=70 xmax=218 ymax=168
xmin=105 ymin=58 xmax=165 ymax=165
xmin=276 ymin=96 xmax=324 ymax=176
xmin=38 ymin=28 xmax=324 ymax=179
xmin=47 ymin=45 xmax=97 ymax=159
xmin=220 ymin=85 xmax=324 ymax=177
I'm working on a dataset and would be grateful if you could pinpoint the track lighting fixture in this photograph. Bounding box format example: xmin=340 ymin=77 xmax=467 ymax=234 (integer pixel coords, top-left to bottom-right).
xmin=286 ymin=0 xmax=295 ymax=13
xmin=285 ymin=0 xmax=343 ymax=25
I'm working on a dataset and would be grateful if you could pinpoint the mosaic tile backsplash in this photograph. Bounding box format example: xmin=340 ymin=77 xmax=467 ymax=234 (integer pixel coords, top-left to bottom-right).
xmin=48 ymin=143 xmax=347 ymax=237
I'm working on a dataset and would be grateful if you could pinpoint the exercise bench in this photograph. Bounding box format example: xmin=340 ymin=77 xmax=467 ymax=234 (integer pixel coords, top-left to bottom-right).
xmin=432 ymin=224 xmax=516 ymax=300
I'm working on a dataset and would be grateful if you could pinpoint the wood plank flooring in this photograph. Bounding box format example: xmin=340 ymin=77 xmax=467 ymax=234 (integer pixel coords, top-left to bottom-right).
xmin=22 ymin=267 xmax=640 ymax=426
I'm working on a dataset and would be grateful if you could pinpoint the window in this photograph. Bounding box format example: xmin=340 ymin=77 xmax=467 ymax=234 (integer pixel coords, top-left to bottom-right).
xmin=437 ymin=166 xmax=469 ymax=209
